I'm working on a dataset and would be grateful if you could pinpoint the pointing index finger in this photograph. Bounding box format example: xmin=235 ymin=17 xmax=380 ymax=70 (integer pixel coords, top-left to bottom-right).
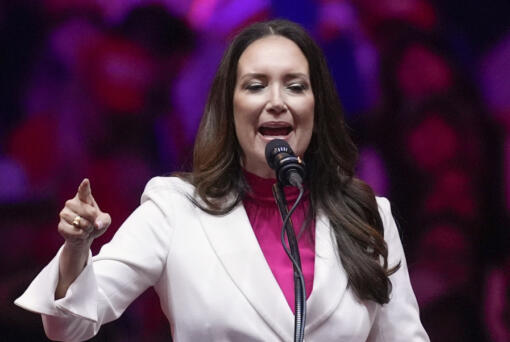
xmin=77 ymin=178 xmax=95 ymax=206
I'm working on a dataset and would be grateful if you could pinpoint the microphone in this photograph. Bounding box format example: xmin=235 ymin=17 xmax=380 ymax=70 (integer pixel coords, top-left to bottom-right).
xmin=265 ymin=139 xmax=305 ymax=188
xmin=266 ymin=139 xmax=307 ymax=341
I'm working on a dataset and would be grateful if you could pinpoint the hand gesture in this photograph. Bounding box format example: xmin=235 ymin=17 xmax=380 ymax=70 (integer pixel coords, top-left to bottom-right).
xmin=58 ymin=179 xmax=111 ymax=250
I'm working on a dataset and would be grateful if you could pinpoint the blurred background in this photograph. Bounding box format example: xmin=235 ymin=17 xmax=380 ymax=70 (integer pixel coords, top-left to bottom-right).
xmin=1 ymin=0 xmax=509 ymax=341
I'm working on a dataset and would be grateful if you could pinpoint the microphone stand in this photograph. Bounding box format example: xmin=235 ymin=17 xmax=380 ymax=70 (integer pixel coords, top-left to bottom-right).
xmin=272 ymin=183 xmax=306 ymax=342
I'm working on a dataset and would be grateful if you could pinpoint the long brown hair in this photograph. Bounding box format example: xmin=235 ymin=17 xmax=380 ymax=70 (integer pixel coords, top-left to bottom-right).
xmin=180 ymin=19 xmax=399 ymax=304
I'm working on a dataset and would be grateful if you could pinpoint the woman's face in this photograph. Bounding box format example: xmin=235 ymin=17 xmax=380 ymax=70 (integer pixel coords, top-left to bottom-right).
xmin=233 ymin=35 xmax=315 ymax=178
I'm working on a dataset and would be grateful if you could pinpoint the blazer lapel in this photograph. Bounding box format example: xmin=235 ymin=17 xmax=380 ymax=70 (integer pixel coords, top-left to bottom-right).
xmin=198 ymin=202 xmax=294 ymax=341
xmin=305 ymin=212 xmax=348 ymax=332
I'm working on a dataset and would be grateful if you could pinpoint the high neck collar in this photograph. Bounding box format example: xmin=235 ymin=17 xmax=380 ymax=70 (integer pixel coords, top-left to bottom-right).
xmin=243 ymin=169 xmax=302 ymax=203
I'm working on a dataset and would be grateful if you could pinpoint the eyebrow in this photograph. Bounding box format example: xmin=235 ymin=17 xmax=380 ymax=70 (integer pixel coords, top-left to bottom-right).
xmin=239 ymin=72 xmax=309 ymax=81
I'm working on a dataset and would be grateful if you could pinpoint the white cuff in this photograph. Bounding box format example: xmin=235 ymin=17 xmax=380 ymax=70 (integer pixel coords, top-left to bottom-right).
xmin=14 ymin=245 xmax=98 ymax=323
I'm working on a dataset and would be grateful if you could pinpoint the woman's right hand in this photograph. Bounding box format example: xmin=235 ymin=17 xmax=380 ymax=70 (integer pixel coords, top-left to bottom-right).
xmin=58 ymin=178 xmax=111 ymax=250
xmin=55 ymin=178 xmax=111 ymax=299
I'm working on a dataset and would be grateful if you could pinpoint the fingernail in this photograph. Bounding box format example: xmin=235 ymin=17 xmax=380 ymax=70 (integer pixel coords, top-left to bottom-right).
xmin=95 ymin=220 xmax=104 ymax=230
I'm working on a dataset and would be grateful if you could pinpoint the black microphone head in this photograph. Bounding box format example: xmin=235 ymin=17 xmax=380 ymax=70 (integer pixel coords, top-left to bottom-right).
xmin=265 ymin=139 xmax=305 ymax=186
xmin=265 ymin=139 xmax=293 ymax=170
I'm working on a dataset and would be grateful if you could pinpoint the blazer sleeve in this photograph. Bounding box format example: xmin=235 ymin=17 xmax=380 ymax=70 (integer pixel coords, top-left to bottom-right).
xmin=367 ymin=197 xmax=430 ymax=342
xmin=14 ymin=177 xmax=175 ymax=341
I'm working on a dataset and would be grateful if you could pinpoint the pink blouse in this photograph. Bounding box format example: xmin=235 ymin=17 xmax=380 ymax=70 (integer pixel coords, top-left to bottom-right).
xmin=242 ymin=170 xmax=315 ymax=313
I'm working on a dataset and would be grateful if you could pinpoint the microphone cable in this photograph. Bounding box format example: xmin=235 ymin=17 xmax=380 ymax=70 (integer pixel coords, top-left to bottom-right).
xmin=273 ymin=183 xmax=307 ymax=342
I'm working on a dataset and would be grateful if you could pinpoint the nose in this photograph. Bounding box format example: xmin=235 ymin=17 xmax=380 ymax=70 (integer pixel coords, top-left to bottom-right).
xmin=266 ymin=86 xmax=287 ymax=115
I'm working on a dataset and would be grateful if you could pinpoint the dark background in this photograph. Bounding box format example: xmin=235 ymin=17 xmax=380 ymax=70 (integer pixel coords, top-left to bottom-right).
xmin=1 ymin=0 xmax=509 ymax=341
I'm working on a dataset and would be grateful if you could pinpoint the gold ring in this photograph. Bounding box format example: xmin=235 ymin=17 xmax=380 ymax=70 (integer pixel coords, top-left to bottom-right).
xmin=72 ymin=215 xmax=81 ymax=227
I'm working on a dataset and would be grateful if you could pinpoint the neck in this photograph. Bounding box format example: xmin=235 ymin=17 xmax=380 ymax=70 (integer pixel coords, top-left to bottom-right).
xmin=241 ymin=159 xmax=276 ymax=179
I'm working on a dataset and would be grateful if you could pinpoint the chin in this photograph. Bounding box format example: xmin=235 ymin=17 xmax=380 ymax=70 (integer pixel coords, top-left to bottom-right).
xmin=254 ymin=131 xmax=309 ymax=158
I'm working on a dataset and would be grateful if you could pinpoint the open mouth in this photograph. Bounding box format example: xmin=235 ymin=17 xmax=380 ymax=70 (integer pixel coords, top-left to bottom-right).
xmin=258 ymin=124 xmax=293 ymax=136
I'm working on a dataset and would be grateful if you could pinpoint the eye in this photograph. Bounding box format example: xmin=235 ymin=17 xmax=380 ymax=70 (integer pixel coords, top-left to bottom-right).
xmin=245 ymin=83 xmax=265 ymax=92
xmin=287 ymin=83 xmax=307 ymax=93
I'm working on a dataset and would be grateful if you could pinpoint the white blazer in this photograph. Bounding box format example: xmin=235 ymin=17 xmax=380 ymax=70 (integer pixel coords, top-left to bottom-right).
xmin=15 ymin=177 xmax=429 ymax=341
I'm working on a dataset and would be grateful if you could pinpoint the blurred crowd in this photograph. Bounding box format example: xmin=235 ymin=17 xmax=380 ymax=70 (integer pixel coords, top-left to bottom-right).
xmin=1 ymin=0 xmax=509 ymax=341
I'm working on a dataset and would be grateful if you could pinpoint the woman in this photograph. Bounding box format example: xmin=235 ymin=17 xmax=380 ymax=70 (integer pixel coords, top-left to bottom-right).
xmin=15 ymin=19 xmax=428 ymax=341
